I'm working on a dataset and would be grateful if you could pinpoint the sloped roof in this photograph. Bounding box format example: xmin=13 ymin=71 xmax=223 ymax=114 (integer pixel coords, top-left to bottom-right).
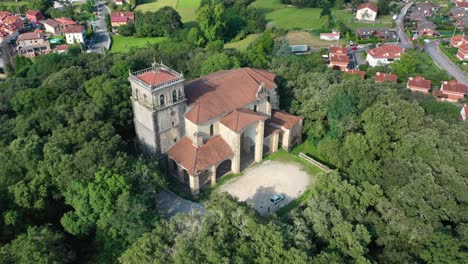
xmin=184 ymin=68 xmax=276 ymax=124
xmin=329 ymin=46 xmax=347 ymax=54
xmin=407 ymin=76 xmax=431 ymax=90
xmin=55 ymin=17 xmax=77 ymax=26
xmin=367 ymin=45 xmax=403 ymax=59
xmin=220 ymin=109 xmax=268 ymax=132
xmin=17 ymin=31 xmax=44 ymax=41
xmin=167 ymin=136 xmax=233 ymax=176
xmin=270 ymin=110 xmax=303 ymax=129
xmin=26 ymin=10 xmax=41 ymax=16
xmin=441 ymin=80 xmax=467 ymax=94
xmin=357 ymin=2 xmax=379 ymax=12
xmin=375 ymin=72 xmax=397 ymax=83
xmin=64 ymin=25 xmax=84 ymax=34
xmin=330 ymin=53 xmax=350 ymax=64
xmin=344 ymin=69 xmax=366 ymax=79
xmin=42 ymin=19 xmax=59 ymax=27
xmin=136 ymin=69 xmax=178 ymax=86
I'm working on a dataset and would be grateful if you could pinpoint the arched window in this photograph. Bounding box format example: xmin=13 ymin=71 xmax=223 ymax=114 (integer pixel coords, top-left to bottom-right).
xmin=172 ymin=90 xmax=177 ymax=103
xmin=159 ymin=94 xmax=165 ymax=106
xmin=253 ymin=105 xmax=257 ymax=112
xmin=210 ymin=124 xmax=214 ymax=136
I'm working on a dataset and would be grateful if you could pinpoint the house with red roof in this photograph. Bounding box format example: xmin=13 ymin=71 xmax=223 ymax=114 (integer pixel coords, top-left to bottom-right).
xmin=366 ymin=45 xmax=403 ymax=67
xmin=456 ymin=42 xmax=468 ymax=60
xmin=450 ymin=35 xmax=468 ymax=47
xmin=128 ymin=63 xmax=303 ymax=195
xmin=435 ymin=80 xmax=467 ymax=102
xmin=110 ymin=12 xmax=135 ymax=27
xmin=55 ymin=44 xmax=69 ymax=53
xmin=356 ymin=2 xmax=378 ymax=21
xmin=26 ymin=10 xmax=43 ymax=23
xmin=375 ymin=72 xmax=397 ymax=83
xmin=329 ymin=46 xmax=349 ymax=70
xmin=16 ymin=30 xmax=51 ymax=57
xmin=407 ymin=76 xmax=431 ymax=93
xmin=344 ymin=69 xmax=366 ymax=79
xmin=64 ymin=25 xmax=85 ymax=44
xmin=460 ymin=104 xmax=468 ymax=121
xmin=457 ymin=1 xmax=468 ymax=10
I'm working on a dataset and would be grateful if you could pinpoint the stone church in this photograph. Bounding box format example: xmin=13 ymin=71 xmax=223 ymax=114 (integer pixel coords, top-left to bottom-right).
xmin=128 ymin=63 xmax=303 ymax=195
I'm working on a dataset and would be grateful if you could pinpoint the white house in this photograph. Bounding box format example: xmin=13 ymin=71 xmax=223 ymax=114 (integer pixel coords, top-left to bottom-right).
xmin=460 ymin=104 xmax=468 ymax=121
xmin=320 ymin=32 xmax=340 ymax=41
xmin=64 ymin=25 xmax=85 ymax=44
xmin=366 ymin=45 xmax=403 ymax=67
xmin=356 ymin=2 xmax=379 ymax=21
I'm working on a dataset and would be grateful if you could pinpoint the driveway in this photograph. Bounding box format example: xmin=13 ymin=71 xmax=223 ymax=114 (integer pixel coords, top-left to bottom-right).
xmin=155 ymin=189 xmax=205 ymax=218
xmin=396 ymin=1 xmax=413 ymax=49
xmin=219 ymin=160 xmax=312 ymax=215
xmin=425 ymin=42 xmax=468 ymax=85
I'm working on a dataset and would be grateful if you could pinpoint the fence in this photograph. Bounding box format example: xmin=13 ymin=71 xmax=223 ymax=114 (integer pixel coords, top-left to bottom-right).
xmin=298 ymin=152 xmax=331 ymax=173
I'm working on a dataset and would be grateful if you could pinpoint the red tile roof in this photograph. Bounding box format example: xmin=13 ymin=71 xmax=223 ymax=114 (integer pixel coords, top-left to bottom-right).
xmin=184 ymin=68 xmax=276 ymax=124
xmin=220 ymin=109 xmax=268 ymax=132
xmin=56 ymin=44 xmax=69 ymax=51
xmin=136 ymin=69 xmax=178 ymax=86
xmin=64 ymin=25 xmax=84 ymax=34
xmin=344 ymin=69 xmax=366 ymax=79
xmin=55 ymin=17 xmax=77 ymax=26
xmin=270 ymin=110 xmax=303 ymax=129
xmin=357 ymin=2 xmax=379 ymax=12
xmin=2 ymin=15 xmax=21 ymax=25
xmin=407 ymin=76 xmax=431 ymax=90
xmin=375 ymin=72 xmax=397 ymax=83
xmin=111 ymin=11 xmax=135 ymax=20
xmin=17 ymin=31 xmax=45 ymax=41
xmin=367 ymin=45 xmax=403 ymax=59
xmin=330 ymin=53 xmax=350 ymax=64
xmin=459 ymin=42 xmax=468 ymax=53
xmin=329 ymin=46 xmax=347 ymax=54
xmin=441 ymin=80 xmax=468 ymax=94
xmin=457 ymin=2 xmax=468 ymax=8
xmin=167 ymin=136 xmax=234 ymax=176
xmin=111 ymin=16 xmax=128 ymax=22
xmin=42 ymin=19 xmax=59 ymax=28
xmin=26 ymin=10 xmax=41 ymax=16
xmin=264 ymin=124 xmax=281 ymax=137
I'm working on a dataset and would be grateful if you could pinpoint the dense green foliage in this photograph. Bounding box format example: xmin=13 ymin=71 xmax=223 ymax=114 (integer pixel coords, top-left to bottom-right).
xmin=0 ymin=8 xmax=467 ymax=262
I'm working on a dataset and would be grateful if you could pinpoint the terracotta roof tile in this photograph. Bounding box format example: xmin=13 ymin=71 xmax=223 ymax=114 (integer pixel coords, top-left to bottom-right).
xmin=136 ymin=69 xmax=178 ymax=86
xmin=55 ymin=17 xmax=77 ymax=26
xmin=17 ymin=31 xmax=44 ymax=41
xmin=220 ymin=109 xmax=268 ymax=132
xmin=344 ymin=69 xmax=366 ymax=79
xmin=64 ymin=25 xmax=84 ymax=34
xmin=368 ymin=45 xmax=403 ymax=59
xmin=184 ymin=68 xmax=276 ymax=124
xmin=441 ymin=80 xmax=467 ymax=94
xmin=42 ymin=19 xmax=59 ymax=27
xmin=375 ymin=72 xmax=397 ymax=83
xmin=167 ymin=136 xmax=233 ymax=175
xmin=56 ymin=44 xmax=69 ymax=51
xmin=329 ymin=46 xmax=347 ymax=54
xmin=407 ymin=76 xmax=431 ymax=90
xmin=330 ymin=53 xmax=350 ymax=64
xmin=357 ymin=2 xmax=379 ymax=12
xmin=270 ymin=110 xmax=303 ymax=129
xmin=264 ymin=124 xmax=281 ymax=137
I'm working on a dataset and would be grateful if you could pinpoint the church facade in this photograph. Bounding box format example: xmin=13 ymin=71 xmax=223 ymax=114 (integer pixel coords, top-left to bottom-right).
xmin=129 ymin=63 xmax=303 ymax=195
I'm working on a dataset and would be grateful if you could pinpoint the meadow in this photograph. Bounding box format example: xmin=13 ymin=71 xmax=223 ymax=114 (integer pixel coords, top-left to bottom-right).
xmin=135 ymin=0 xmax=200 ymax=23
xmin=110 ymin=35 xmax=167 ymax=53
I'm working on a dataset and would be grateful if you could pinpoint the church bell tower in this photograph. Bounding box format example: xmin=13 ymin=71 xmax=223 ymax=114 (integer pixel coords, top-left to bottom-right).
xmin=128 ymin=62 xmax=187 ymax=157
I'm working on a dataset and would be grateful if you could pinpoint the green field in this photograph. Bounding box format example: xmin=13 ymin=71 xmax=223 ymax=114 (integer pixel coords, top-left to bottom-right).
xmin=252 ymin=0 xmax=392 ymax=30
xmin=110 ymin=35 xmax=167 ymax=53
xmin=224 ymin=34 xmax=260 ymax=51
xmin=135 ymin=0 xmax=200 ymax=23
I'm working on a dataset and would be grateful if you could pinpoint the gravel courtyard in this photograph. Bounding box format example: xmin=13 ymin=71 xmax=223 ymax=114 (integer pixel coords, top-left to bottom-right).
xmin=219 ymin=160 xmax=312 ymax=215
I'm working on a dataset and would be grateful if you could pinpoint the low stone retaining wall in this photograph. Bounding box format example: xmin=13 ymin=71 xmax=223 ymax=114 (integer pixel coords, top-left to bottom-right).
xmin=298 ymin=152 xmax=331 ymax=173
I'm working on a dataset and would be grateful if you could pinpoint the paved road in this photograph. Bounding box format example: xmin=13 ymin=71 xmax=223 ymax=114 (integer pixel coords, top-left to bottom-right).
xmin=396 ymin=1 xmax=413 ymax=49
xmin=155 ymin=190 xmax=205 ymax=218
xmin=87 ymin=1 xmax=110 ymax=54
xmin=425 ymin=42 xmax=468 ymax=85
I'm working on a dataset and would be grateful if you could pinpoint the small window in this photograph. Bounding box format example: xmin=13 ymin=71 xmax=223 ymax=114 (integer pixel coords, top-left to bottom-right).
xmin=159 ymin=94 xmax=165 ymax=106
xmin=174 ymin=138 xmax=177 ymax=142
xmin=172 ymin=90 xmax=177 ymax=103
xmin=253 ymin=105 xmax=257 ymax=112
xmin=172 ymin=121 xmax=175 ymax=126
xmin=209 ymin=124 xmax=214 ymax=136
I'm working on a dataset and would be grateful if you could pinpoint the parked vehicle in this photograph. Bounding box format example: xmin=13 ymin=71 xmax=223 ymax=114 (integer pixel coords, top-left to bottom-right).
xmin=269 ymin=194 xmax=284 ymax=205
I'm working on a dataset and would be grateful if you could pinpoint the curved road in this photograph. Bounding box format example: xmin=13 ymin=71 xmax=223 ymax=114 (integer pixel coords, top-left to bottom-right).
xmin=396 ymin=1 xmax=413 ymax=49
xmin=425 ymin=42 xmax=468 ymax=85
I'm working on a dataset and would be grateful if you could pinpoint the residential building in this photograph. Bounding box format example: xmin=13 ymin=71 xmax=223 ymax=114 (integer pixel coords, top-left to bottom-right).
xmin=329 ymin=46 xmax=349 ymax=70
xmin=450 ymin=35 xmax=468 ymax=47
xmin=356 ymin=28 xmax=396 ymax=40
xmin=460 ymin=104 xmax=468 ymax=121
xmin=456 ymin=42 xmax=468 ymax=60
xmin=407 ymin=76 xmax=431 ymax=93
xmin=55 ymin=44 xmax=69 ymax=53
xmin=366 ymin=45 xmax=403 ymax=67
xmin=344 ymin=69 xmax=366 ymax=79
xmin=64 ymin=25 xmax=85 ymax=44
xmin=375 ymin=72 xmax=397 ymax=83
xmin=417 ymin=20 xmax=438 ymax=36
xmin=110 ymin=12 xmax=135 ymax=27
xmin=320 ymin=32 xmax=340 ymax=41
xmin=16 ymin=30 xmax=51 ymax=57
xmin=0 ymin=12 xmax=23 ymax=44
xmin=26 ymin=10 xmax=43 ymax=23
xmin=128 ymin=63 xmax=303 ymax=195
xmin=356 ymin=2 xmax=378 ymax=21
xmin=415 ymin=2 xmax=439 ymax=17
xmin=451 ymin=7 xmax=467 ymax=19
xmin=356 ymin=28 xmax=375 ymax=39
xmin=42 ymin=19 xmax=60 ymax=35
xmin=457 ymin=1 xmax=468 ymax=10
xmin=435 ymin=80 xmax=467 ymax=102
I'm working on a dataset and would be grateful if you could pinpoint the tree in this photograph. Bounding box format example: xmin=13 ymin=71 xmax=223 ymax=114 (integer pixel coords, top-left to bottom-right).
xmin=0 ymin=226 xmax=75 ymax=263
xmin=197 ymin=0 xmax=226 ymax=41
xmin=200 ymin=53 xmax=240 ymax=75
xmin=391 ymin=53 xmax=416 ymax=78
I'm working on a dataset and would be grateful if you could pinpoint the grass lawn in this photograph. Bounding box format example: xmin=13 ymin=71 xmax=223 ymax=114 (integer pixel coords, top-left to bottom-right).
xmin=251 ymin=0 xmax=393 ymax=30
xmin=110 ymin=35 xmax=167 ymax=53
xmin=224 ymin=34 xmax=260 ymax=51
xmin=135 ymin=0 xmax=200 ymax=23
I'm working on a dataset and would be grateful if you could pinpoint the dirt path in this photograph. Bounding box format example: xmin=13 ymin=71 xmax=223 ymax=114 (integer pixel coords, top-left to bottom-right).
xmin=219 ymin=160 xmax=311 ymax=215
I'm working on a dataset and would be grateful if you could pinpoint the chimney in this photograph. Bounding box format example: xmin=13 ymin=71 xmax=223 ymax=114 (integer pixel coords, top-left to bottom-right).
xmin=193 ymin=132 xmax=204 ymax=147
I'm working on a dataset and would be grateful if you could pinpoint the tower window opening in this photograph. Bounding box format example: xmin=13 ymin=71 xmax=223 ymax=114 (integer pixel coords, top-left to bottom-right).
xmin=210 ymin=124 xmax=214 ymax=136
xmin=160 ymin=94 xmax=165 ymax=106
xmin=253 ymin=105 xmax=257 ymax=112
xmin=172 ymin=90 xmax=177 ymax=103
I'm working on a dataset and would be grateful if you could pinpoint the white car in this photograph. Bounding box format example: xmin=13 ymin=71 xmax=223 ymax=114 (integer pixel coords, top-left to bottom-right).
xmin=269 ymin=194 xmax=284 ymax=205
